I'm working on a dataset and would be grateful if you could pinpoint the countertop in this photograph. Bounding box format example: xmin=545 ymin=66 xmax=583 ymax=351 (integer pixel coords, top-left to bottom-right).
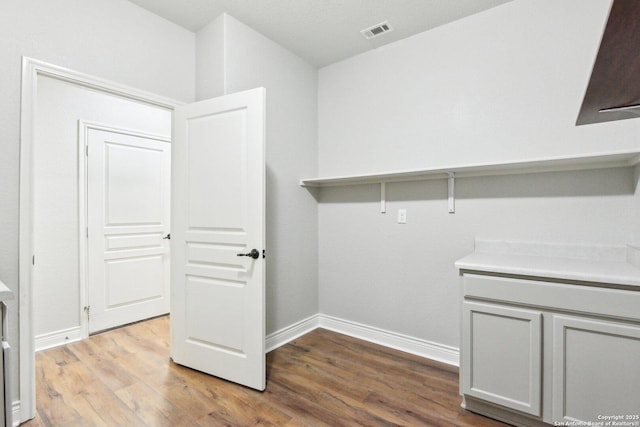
xmin=455 ymin=240 xmax=640 ymax=289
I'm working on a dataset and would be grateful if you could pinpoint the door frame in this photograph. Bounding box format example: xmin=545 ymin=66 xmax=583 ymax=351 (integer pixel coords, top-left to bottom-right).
xmin=78 ymin=121 xmax=171 ymax=339
xmin=19 ymin=57 xmax=181 ymax=423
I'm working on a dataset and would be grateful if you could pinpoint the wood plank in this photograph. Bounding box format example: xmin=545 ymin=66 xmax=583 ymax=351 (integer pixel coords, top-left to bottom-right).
xmin=34 ymin=351 xmax=86 ymax=426
xmin=114 ymin=382 xmax=197 ymax=427
xmin=25 ymin=316 xmax=508 ymax=427
xmin=35 ymin=348 xmax=136 ymax=427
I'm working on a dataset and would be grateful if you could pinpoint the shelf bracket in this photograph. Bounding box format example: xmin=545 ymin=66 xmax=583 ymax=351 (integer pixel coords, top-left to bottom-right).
xmin=447 ymin=172 xmax=455 ymax=214
xmin=380 ymin=182 xmax=386 ymax=213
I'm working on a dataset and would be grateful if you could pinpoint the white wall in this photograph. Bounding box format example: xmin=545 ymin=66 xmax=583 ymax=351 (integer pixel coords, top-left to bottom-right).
xmin=197 ymin=14 xmax=320 ymax=334
xmin=317 ymin=0 xmax=640 ymax=350
xmin=318 ymin=168 xmax=637 ymax=348
xmin=319 ymin=0 xmax=639 ymax=175
xmin=0 ymin=0 xmax=194 ymax=409
xmin=224 ymin=15 xmax=320 ymax=334
xmin=196 ymin=14 xmax=226 ymax=100
xmin=33 ymin=75 xmax=171 ymax=345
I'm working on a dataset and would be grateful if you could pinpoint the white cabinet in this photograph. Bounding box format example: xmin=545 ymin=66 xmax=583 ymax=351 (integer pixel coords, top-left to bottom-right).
xmin=462 ymin=302 xmax=542 ymax=416
xmin=458 ymin=272 xmax=640 ymax=427
xmin=552 ymin=315 xmax=640 ymax=424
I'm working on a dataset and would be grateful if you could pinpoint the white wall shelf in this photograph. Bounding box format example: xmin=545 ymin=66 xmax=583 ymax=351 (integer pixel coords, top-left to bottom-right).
xmin=300 ymin=150 xmax=640 ymax=213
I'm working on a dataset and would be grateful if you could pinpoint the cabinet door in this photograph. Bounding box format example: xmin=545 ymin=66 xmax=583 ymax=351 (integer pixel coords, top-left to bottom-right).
xmin=552 ymin=316 xmax=640 ymax=424
xmin=462 ymin=301 xmax=542 ymax=416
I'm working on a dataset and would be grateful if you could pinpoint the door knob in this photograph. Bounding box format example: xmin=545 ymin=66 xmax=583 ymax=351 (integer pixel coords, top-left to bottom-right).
xmin=163 ymin=233 xmax=171 ymax=240
xmin=237 ymin=249 xmax=260 ymax=259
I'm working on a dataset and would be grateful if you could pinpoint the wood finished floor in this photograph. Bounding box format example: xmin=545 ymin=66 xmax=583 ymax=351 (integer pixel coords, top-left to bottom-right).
xmin=24 ymin=316 xmax=507 ymax=426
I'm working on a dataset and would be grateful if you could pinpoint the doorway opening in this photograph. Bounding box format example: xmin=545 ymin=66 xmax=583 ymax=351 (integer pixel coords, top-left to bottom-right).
xmin=20 ymin=58 xmax=268 ymax=424
xmin=19 ymin=57 xmax=180 ymax=424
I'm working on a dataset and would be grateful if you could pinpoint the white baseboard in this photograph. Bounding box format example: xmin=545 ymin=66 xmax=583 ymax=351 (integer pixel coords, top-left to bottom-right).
xmin=266 ymin=313 xmax=459 ymax=367
xmin=266 ymin=314 xmax=320 ymax=352
xmin=320 ymin=314 xmax=460 ymax=366
xmin=319 ymin=314 xmax=459 ymax=366
xmin=12 ymin=400 xmax=20 ymax=427
xmin=35 ymin=326 xmax=82 ymax=352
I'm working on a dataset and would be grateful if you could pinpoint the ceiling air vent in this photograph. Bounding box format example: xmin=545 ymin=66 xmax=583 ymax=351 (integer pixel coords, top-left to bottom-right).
xmin=361 ymin=21 xmax=394 ymax=40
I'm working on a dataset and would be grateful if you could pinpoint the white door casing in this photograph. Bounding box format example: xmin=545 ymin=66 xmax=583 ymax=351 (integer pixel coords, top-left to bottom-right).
xmin=171 ymin=88 xmax=266 ymax=390
xmin=87 ymin=127 xmax=171 ymax=333
xmin=20 ymin=57 xmax=181 ymax=423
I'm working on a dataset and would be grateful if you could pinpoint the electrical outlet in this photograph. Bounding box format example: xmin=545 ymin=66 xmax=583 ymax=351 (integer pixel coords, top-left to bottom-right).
xmin=397 ymin=209 xmax=407 ymax=224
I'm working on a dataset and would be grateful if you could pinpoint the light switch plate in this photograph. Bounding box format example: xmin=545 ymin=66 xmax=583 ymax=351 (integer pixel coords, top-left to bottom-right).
xmin=397 ymin=209 xmax=407 ymax=224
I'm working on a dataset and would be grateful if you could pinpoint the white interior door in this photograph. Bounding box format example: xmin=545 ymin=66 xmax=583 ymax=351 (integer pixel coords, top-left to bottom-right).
xmin=87 ymin=128 xmax=171 ymax=334
xmin=171 ymin=88 xmax=266 ymax=390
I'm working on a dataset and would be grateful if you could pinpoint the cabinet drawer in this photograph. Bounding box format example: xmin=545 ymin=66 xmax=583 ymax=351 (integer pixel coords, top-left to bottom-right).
xmin=463 ymin=274 xmax=640 ymax=321
xmin=462 ymin=301 xmax=542 ymax=416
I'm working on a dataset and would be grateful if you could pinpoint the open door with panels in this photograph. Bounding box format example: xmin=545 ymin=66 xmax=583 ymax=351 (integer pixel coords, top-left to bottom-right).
xmin=170 ymin=88 xmax=266 ymax=390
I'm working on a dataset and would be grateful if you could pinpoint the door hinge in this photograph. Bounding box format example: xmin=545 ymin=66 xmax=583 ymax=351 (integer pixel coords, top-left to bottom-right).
xmin=86 ymin=227 xmax=88 ymax=238
xmin=84 ymin=306 xmax=91 ymax=317
xmin=85 ymin=145 xmax=88 ymax=156
xmin=32 ymin=255 xmax=35 ymax=265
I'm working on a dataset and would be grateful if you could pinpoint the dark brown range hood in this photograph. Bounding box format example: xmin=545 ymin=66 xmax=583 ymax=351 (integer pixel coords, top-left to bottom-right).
xmin=576 ymin=0 xmax=640 ymax=126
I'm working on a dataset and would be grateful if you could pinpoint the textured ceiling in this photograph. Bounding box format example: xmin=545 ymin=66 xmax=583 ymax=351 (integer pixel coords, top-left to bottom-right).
xmin=127 ymin=0 xmax=512 ymax=67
